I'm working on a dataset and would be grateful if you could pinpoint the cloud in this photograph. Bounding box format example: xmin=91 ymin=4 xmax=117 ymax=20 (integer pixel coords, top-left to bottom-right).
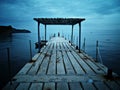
xmin=0 ymin=0 xmax=120 ymax=30
xmin=91 ymin=0 xmax=120 ymax=15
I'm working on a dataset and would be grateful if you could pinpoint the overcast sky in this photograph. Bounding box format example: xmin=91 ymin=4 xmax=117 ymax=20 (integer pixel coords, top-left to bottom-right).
xmin=0 ymin=0 xmax=120 ymax=32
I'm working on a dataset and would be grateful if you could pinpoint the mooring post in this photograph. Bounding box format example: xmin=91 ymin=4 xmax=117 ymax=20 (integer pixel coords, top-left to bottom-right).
xmin=96 ymin=40 xmax=98 ymax=62
xmin=68 ymin=35 xmax=69 ymax=41
xmin=29 ymin=40 xmax=32 ymax=61
xmin=76 ymin=36 xmax=79 ymax=50
xmin=73 ymin=35 xmax=75 ymax=45
xmin=38 ymin=22 xmax=40 ymax=53
xmin=71 ymin=25 xmax=74 ymax=44
xmin=83 ymin=38 xmax=86 ymax=52
xmin=107 ymin=68 xmax=113 ymax=79
xmin=45 ymin=24 xmax=47 ymax=41
xmin=7 ymin=48 xmax=12 ymax=85
xmin=79 ymin=23 xmax=81 ymax=53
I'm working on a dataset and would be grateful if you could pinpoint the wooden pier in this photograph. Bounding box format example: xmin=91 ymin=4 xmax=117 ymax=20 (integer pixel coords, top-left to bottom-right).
xmin=3 ymin=37 xmax=120 ymax=90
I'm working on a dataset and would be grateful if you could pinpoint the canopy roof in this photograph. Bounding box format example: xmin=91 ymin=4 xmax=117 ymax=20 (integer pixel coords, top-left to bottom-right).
xmin=34 ymin=18 xmax=85 ymax=25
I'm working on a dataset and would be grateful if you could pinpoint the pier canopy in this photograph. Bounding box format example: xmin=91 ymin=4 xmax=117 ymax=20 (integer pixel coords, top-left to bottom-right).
xmin=34 ymin=18 xmax=85 ymax=25
xmin=33 ymin=18 xmax=85 ymax=53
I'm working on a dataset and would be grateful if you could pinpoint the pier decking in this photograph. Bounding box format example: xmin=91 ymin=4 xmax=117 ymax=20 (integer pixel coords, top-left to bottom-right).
xmin=3 ymin=37 xmax=120 ymax=90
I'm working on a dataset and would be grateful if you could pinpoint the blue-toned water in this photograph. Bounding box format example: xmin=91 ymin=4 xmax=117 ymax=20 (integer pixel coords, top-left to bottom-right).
xmin=0 ymin=29 xmax=120 ymax=88
xmin=82 ymin=29 xmax=120 ymax=72
xmin=0 ymin=33 xmax=37 ymax=88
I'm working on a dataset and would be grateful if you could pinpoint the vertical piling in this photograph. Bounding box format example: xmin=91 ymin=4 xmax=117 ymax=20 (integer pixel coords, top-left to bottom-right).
xmin=76 ymin=36 xmax=79 ymax=50
xmin=71 ymin=25 xmax=74 ymax=44
xmin=68 ymin=35 xmax=69 ymax=41
xmin=79 ymin=23 xmax=81 ymax=53
xmin=83 ymin=38 xmax=86 ymax=52
xmin=107 ymin=68 xmax=113 ymax=79
xmin=7 ymin=48 xmax=12 ymax=85
xmin=45 ymin=24 xmax=47 ymax=41
xmin=29 ymin=40 xmax=32 ymax=61
xmin=38 ymin=22 xmax=40 ymax=53
xmin=96 ymin=40 xmax=98 ymax=62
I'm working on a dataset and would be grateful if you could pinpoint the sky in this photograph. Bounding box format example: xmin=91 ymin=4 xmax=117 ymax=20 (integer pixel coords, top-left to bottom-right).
xmin=0 ymin=0 xmax=120 ymax=32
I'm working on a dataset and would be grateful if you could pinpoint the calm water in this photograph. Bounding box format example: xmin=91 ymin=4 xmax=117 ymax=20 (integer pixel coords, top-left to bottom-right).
xmin=0 ymin=29 xmax=120 ymax=88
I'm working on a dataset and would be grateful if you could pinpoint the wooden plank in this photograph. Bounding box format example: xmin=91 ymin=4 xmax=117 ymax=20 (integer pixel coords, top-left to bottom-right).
xmin=105 ymin=81 xmax=120 ymax=90
xmin=67 ymin=51 xmax=85 ymax=74
xmin=37 ymin=56 xmax=50 ymax=75
xmin=49 ymin=43 xmax=54 ymax=50
xmin=17 ymin=63 xmax=33 ymax=75
xmin=60 ymin=42 xmax=64 ymax=50
xmin=84 ymin=59 xmax=105 ymax=74
xmin=56 ymin=42 xmax=59 ymax=50
xmin=95 ymin=62 xmax=107 ymax=73
xmin=71 ymin=51 xmax=95 ymax=74
xmin=62 ymin=51 xmax=75 ymax=74
xmin=43 ymin=83 xmax=55 ymax=90
xmin=28 ymin=53 xmax=45 ymax=75
xmin=42 ymin=43 xmax=51 ymax=54
xmin=57 ymin=82 xmax=69 ymax=90
xmin=14 ymin=75 xmax=92 ymax=83
xmin=65 ymin=42 xmax=73 ymax=51
xmin=69 ymin=82 xmax=83 ymax=90
xmin=16 ymin=83 xmax=30 ymax=90
xmin=28 ymin=44 xmax=51 ymax=75
xmin=47 ymin=50 xmax=56 ymax=74
xmin=56 ymin=49 xmax=65 ymax=74
xmin=81 ymin=52 xmax=107 ymax=74
xmin=94 ymin=82 xmax=110 ymax=90
xmin=2 ymin=82 xmax=19 ymax=90
xmin=62 ymin=42 xmax=68 ymax=50
xmin=54 ymin=42 xmax=57 ymax=50
xmin=47 ymin=42 xmax=57 ymax=74
xmin=61 ymin=42 xmax=65 ymax=50
xmin=32 ymin=53 xmax=40 ymax=61
xmin=39 ymin=43 xmax=50 ymax=54
xmin=81 ymin=82 xmax=96 ymax=90
xmin=30 ymin=83 xmax=43 ymax=90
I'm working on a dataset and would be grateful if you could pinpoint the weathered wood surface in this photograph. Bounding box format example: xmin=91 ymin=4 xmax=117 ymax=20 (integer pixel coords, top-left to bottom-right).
xmin=3 ymin=37 xmax=120 ymax=90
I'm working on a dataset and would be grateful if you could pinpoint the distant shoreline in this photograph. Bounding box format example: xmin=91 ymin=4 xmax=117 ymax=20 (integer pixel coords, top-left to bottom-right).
xmin=0 ymin=25 xmax=31 ymax=36
xmin=12 ymin=29 xmax=31 ymax=33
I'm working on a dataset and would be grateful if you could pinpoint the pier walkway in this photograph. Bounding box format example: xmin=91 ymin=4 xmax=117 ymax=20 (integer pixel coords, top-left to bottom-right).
xmin=3 ymin=37 xmax=120 ymax=90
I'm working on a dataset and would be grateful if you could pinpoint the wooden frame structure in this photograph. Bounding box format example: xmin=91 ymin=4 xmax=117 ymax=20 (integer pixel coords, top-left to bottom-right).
xmin=33 ymin=18 xmax=85 ymax=52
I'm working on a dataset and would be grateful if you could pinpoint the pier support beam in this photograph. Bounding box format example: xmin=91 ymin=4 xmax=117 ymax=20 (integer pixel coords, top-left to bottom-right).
xmin=96 ymin=40 xmax=98 ymax=62
xmin=7 ymin=48 xmax=12 ymax=85
xmin=79 ymin=23 xmax=81 ymax=53
xmin=38 ymin=22 xmax=40 ymax=53
xmin=71 ymin=25 xmax=74 ymax=44
xmin=45 ymin=24 xmax=47 ymax=41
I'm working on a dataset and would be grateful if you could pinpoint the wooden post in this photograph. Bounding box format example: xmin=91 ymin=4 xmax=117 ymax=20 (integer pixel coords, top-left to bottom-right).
xmin=71 ymin=25 xmax=74 ymax=44
xmin=38 ymin=22 xmax=40 ymax=53
xmin=76 ymin=36 xmax=79 ymax=49
xmin=79 ymin=23 xmax=81 ymax=53
xmin=68 ymin=35 xmax=69 ymax=41
xmin=7 ymin=48 xmax=12 ymax=85
xmin=107 ymin=68 xmax=113 ymax=79
xmin=29 ymin=40 xmax=32 ymax=61
xmin=45 ymin=24 xmax=47 ymax=41
xmin=96 ymin=40 xmax=98 ymax=62
xmin=83 ymin=38 xmax=86 ymax=52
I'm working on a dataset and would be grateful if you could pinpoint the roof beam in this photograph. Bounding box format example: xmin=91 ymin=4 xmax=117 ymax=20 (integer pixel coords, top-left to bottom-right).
xmin=34 ymin=18 xmax=85 ymax=25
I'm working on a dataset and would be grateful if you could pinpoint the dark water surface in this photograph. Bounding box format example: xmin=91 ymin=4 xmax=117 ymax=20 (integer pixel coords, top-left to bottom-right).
xmin=0 ymin=33 xmax=37 ymax=89
xmin=0 ymin=29 xmax=120 ymax=89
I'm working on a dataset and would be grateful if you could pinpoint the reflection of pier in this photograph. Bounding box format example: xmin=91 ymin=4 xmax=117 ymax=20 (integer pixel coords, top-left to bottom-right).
xmin=3 ymin=18 xmax=120 ymax=90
